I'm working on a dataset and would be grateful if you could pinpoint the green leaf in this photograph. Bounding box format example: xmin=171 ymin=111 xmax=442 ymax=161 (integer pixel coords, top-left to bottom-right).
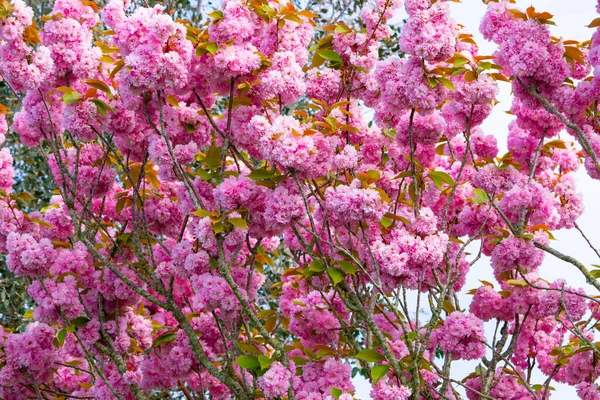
xmin=308 ymin=259 xmax=326 ymax=273
xmin=116 ymin=232 xmax=132 ymax=243
xmin=479 ymin=61 xmax=492 ymax=70
xmin=238 ymin=342 xmax=263 ymax=356
xmin=205 ymin=146 xmax=221 ymax=169
xmin=380 ymin=216 xmax=393 ymax=228
xmin=452 ymin=67 xmax=468 ymax=76
xmin=91 ymin=99 xmax=107 ymax=116
xmin=334 ymin=23 xmax=351 ymax=33
xmin=318 ymin=50 xmax=342 ymax=63
xmin=327 ymin=267 xmax=344 ymax=285
xmin=305 ymin=259 xmax=326 ymax=277
xmin=283 ymin=14 xmax=303 ymax=24
xmin=85 ymin=79 xmax=112 ymax=96
xmin=515 ymin=233 xmax=534 ymax=240
xmin=506 ymin=279 xmax=527 ymax=287
xmin=57 ymin=329 xmax=67 ymax=346
xmin=228 ymin=217 xmax=248 ymax=229
xmin=544 ymin=139 xmax=566 ymax=149
xmin=315 ymin=348 xmax=335 ymax=358
xmin=63 ymin=91 xmax=82 ymax=104
xmin=437 ymin=77 xmax=454 ymax=91
xmin=248 ymin=168 xmax=275 ymax=180
xmin=428 ymin=171 xmax=454 ymax=190
xmin=428 ymin=173 xmax=443 ymax=190
xmin=371 ymin=364 xmax=390 ymax=385
xmin=56 ymin=86 xmax=75 ymax=93
xmin=330 ymin=388 xmax=342 ymax=399
xmin=90 ymin=99 xmax=114 ymax=116
xmin=56 ymin=86 xmax=83 ymax=104
xmin=153 ymin=331 xmax=177 ymax=348
xmin=590 ymin=270 xmax=600 ymax=278
xmin=442 ymin=300 xmax=455 ymax=314
xmin=208 ymin=10 xmax=223 ymax=19
xmin=355 ymin=349 xmax=385 ymax=362
xmin=311 ymin=52 xmax=326 ymax=68
xmin=212 ymin=222 xmax=224 ymax=234
xmin=367 ymin=170 xmax=381 ymax=180
xmin=258 ymin=355 xmax=273 ymax=370
xmin=471 ymin=188 xmax=489 ymax=204
xmin=11 ymin=192 xmax=34 ymax=202
xmin=532 ymin=384 xmax=555 ymax=391
xmin=191 ymin=209 xmax=212 ymax=218
xmin=235 ymin=355 xmax=260 ymax=371
xmin=453 ymin=58 xmax=469 ymax=68
xmin=393 ymin=171 xmax=412 ymax=180
xmin=203 ymin=42 xmax=217 ymax=55
xmin=72 ymin=316 xmax=90 ymax=327
xmin=336 ymin=260 xmax=356 ymax=275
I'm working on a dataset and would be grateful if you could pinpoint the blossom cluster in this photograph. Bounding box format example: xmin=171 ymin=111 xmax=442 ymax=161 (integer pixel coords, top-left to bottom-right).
xmin=0 ymin=0 xmax=599 ymax=399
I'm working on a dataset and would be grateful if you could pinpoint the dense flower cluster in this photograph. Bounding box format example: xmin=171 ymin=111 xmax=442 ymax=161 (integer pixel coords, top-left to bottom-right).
xmin=431 ymin=312 xmax=486 ymax=360
xmin=0 ymin=0 xmax=599 ymax=399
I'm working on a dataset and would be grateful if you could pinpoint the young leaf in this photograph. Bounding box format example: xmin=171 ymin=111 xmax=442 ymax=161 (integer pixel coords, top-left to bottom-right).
xmin=248 ymin=168 xmax=275 ymax=180
xmin=153 ymin=331 xmax=177 ymax=348
xmin=506 ymin=279 xmax=527 ymax=287
xmin=453 ymin=58 xmax=469 ymax=68
xmin=371 ymin=364 xmax=390 ymax=385
xmin=471 ymin=188 xmax=489 ymax=204
xmin=442 ymin=300 xmax=455 ymax=314
xmin=336 ymin=260 xmax=356 ymax=275
xmin=72 ymin=316 xmax=90 ymax=327
xmin=589 ymin=17 xmax=600 ymax=28
xmin=355 ymin=349 xmax=386 ymax=362
xmin=205 ymin=146 xmax=221 ymax=169
xmin=235 ymin=355 xmax=260 ymax=371
xmin=228 ymin=217 xmax=248 ymax=229
xmin=437 ymin=77 xmax=454 ymax=90
xmin=258 ymin=355 xmax=273 ymax=370
xmin=212 ymin=222 xmax=224 ymax=234
xmin=166 ymin=94 xmax=180 ymax=107
xmin=380 ymin=216 xmax=393 ymax=228
xmin=90 ymin=99 xmax=114 ymax=116
xmin=318 ymin=50 xmax=342 ymax=63
xmin=57 ymin=329 xmax=67 ymax=346
xmin=327 ymin=267 xmax=344 ymax=285
xmin=85 ymin=79 xmax=112 ymax=96
xmin=191 ymin=209 xmax=211 ymax=218
xmin=330 ymin=388 xmax=342 ymax=399
xmin=305 ymin=259 xmax=326 ymax=276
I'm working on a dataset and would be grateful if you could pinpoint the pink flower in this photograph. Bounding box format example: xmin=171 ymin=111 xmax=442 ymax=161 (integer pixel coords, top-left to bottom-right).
xmin=431 ymin=312 xmax=486 ymax=360
xmin=0 ymin=322 xmax=57 ymax=386
xmin=104 ymin=2 xmax=193 ymax=91
xmin=400 ymin=1 xmax=457 ymax=61
xmin=259 ymin=362 xmax=291 ymax=398
xmin=371 ymin=379 xmax=411 ymax=400
xmin=306 ymin=68 xmax=342 ymax=103
xmin=396 ymin=111 xmax=445 ymax=145
xmin=325 ymin=179 xmax=385 ymax=226
xmin=6 ymin=232 xmax=56 ymax=277
xmin=0 ymin=148 xmax=14 ymax=193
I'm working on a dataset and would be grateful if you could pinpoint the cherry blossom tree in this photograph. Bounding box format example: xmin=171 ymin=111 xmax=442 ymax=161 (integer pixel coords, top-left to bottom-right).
xmin=1 ymin=0 xmax=600 ymax=399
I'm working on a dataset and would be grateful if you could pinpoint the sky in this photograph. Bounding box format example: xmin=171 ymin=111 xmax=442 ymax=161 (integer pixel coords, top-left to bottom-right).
xmin=353 ymin=0 xmax=600 ymax=398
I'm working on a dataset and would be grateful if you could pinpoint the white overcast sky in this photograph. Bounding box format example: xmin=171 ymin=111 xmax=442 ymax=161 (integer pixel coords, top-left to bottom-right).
xmin=354 ymin=0 xmax=600 ymax=398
